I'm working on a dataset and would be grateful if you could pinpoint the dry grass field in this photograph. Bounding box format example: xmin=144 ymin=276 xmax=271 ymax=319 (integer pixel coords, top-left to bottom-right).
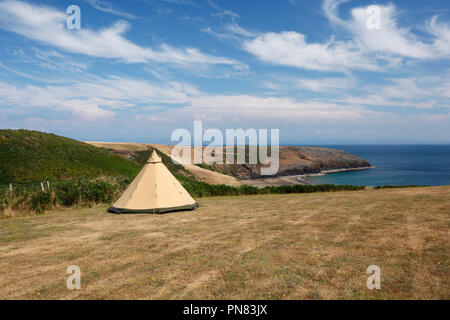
xmin=0 ymin=186 xmax=448 ymax=300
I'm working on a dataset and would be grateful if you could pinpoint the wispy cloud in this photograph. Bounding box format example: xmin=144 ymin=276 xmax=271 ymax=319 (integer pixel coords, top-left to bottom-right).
xmin=84 ymin=0 xmax=137 ymax=19
xmin=243 ymin=31 xmax=380 ymax=72
xmin=333 ymin=76 xmax=450 ymax=109
xmin=209 ymin=0 xmax=240 ymax=21
xmin=163 ymin=0 xmax=198 ymax=7
xmin=323 ymin=0 xmax=450 ymax=59
xmin=202 ymin=22 xmax=256 ymax=43
xmin=0 ymin=73 xmax=371 ymax=123
xmin=295 ymin=77 xmax=355 ymax=92
xmin=0 ymin=0 xmax=244 ymax=69
xmin=242 ymin=1 xmax=450 ymax=72
xmin=260 ymin=75 xmax=356 ymax=93
xmin=0 ymin=74 xmax=203 ymax=120
xmin=0 ymin=0 xmax=448 ymax=143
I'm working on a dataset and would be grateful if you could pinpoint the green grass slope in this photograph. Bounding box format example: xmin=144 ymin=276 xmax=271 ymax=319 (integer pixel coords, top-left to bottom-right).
xmin=0 ymin=130 xmax=141 ymax=184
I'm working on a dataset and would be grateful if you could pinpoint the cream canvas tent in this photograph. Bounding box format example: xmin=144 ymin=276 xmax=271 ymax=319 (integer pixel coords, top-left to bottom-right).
xmin=108 ymin=150 xmax=199 ymax=213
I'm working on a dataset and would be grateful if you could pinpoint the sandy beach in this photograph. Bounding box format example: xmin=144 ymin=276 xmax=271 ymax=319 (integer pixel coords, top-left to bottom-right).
xmin=245 ymin=166 xmax=375 ymax=187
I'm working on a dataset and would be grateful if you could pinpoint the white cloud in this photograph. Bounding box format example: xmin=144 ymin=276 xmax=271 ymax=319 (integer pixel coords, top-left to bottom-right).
xmin=295 ymin=77 xmax=355 ymax=92
xmin=209 ymin=0 xmax=240 ymax=20
xmin=163 ymin=0 xmax=198 ymax=7
xmin=324 ymin=0 xmax=450 ymax=59
xmin=243 ymin=1 xmax=450 ymax=72
xmin=1 ymin=74 xmax=448 ymax=143
xmin=85 ymin=0 xmax=137 ymax=19
xmin=0 ymin=81 xmax=115 ymax=120
xmin=434 ymin=82 xmax=450 ymax=99
xmin=380 ymin=78 xmax=428 ymax=99
xmin=0 ymin=0 xmax=243 ymax=68
xmin=260 ymin=75 xmax=355 ymax=93
xmin=243 ymin=31 xmax=379 ymax=72
xmin=0 ymin=75 xmax=203 ymax=120
xmin=202 ymin=22 xmax=256 ymax=44
xmin=346 ymin=4 xmax=434 ymax=59
xmin=224 ymin=23 xmax=256 ymax=38
xmin=0 ymin=74 xmax=373 ymax=123
xmin=60 ymin=100 xmax=115 ymax=120
xmin=331 ymin=76 xmax=450 ymax=109
xmin=427 ymin=16 xmax=450 ymax=57
xmin=188 ymin=94 xmax=369 ymax=121
xmin=334 ymin=95 xmax=437 ymax=109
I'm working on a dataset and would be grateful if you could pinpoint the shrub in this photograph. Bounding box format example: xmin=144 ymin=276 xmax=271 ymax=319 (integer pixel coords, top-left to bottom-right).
xmin=55 ymin=181 xmax=81 ymax=206
xmin=374 ymin=185 xmax=423 ymax=189
xmin=115 ymin=176 xmax=133 ymax=189
xmin=238 ymin=185 xmax=260 ymax=195
xmin=81 ymin=180 xmax=115 ymax=204
xmin=29 ymin=191 xmax=52 ymax=214
xmin=0 ymin=189 xmax=9 ymax=211
xmin=180 ymin=175 xmax=365 ymax=198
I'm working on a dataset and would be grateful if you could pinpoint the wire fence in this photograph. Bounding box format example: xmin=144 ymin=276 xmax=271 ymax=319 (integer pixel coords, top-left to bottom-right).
xmin=1 ymin=181 xmax=52 ymax=193
xmin=0 ymin=176 xmax=131 ymax=194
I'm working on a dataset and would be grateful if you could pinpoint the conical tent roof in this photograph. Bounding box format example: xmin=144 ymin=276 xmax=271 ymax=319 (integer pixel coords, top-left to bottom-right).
xmin=108 ymin=150 xmax=199 ymax=213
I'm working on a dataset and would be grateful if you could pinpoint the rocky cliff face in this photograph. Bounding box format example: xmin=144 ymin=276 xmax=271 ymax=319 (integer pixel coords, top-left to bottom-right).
xmin=206 ymin=146 xmax=372 ymax=179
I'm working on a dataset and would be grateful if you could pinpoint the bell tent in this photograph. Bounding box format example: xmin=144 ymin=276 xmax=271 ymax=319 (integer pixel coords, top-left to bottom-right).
xmin=108 ymin=150 xmax=199 ymax=213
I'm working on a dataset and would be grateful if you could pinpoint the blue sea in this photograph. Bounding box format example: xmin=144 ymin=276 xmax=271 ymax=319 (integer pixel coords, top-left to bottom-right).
xmin=301 ymin=145 xmax=450 ymax=187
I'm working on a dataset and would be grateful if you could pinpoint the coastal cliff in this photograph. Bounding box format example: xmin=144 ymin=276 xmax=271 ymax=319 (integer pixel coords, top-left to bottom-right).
xmin=86 ymin=142 xmax=373 ymax=186
xmin=204 ymin=146 xmax=373 ymax=180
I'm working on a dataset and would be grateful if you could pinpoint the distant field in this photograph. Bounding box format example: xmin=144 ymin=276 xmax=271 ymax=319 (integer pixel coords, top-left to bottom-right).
xmin=0 ymin=186 xmax=448 ymax=299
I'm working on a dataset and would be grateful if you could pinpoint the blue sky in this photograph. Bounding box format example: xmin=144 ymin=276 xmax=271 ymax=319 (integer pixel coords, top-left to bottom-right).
xmin=0 ymin=0 xmax=449 ymax=144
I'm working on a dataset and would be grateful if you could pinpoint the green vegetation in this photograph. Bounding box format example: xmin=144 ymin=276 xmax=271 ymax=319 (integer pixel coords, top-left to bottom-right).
xmin=0 ymin=173 xmax=364 ymax=216
xmin=181 ymin=178 xmax=364 ymax=198
xmin=374 ymin=185 xmax=428 ymax=189
xmin=54 ymin=181 xmax=81 ymax=206
xmin=0 ymin=130 xmax=365 ymax=216
xmin=0 ymin=129 xmax=141 ymax=184
xmin=131 ymin=147 xmax=191 ymax=176
xmin=29 ymin=191 xmax=52 ymax=214
xmin=54 ymin=179 xmax=118 ymax=207
xmin=0 ymin=177 xmax=127 ymax=215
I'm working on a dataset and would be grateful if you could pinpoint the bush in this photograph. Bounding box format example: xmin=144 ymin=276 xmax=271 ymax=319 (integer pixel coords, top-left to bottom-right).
xmin=29 ymin=191 xmax=52 ymax=214
xmin=0 ymin=189 xmax=9 ymax=211
xmin=115 ymin=176 xmax=133 ymax=189
xmin=55 ymin=181 xmax=81 ymax=206
xmin=374 ymin=185 xmax=423 ymax=189
xmin=81 ymin=180 xmax=115 ymax=204
xmin=179 ymin=175 xmax=365 ymax=198
xmin=2 ymin=170 xmax=366 ymax=215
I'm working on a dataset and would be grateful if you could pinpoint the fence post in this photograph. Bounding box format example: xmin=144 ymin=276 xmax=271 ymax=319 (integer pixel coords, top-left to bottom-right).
xmin=47 ymin=181 xmax=50 ymax=191
xmin=40 ymin=182 xmax=45 ymax=192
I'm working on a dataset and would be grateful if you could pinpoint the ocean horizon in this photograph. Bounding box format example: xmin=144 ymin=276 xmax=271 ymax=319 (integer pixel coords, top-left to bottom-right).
xmin=301 ymin=144 xmax=450 ymax=187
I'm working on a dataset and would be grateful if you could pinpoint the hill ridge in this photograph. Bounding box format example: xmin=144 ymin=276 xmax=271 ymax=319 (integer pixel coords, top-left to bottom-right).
xmin=0 ymin=129 xmax=141 ymax=184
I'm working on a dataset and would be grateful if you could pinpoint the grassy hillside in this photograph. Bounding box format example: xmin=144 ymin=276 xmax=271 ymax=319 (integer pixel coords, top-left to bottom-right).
xmin=0 ymin=132 xmax=365 ymax=216
xmin=0 ymin=130 xmax=141 ymax=184
xmin=0 ymin=186 xmax=448 ymax=299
